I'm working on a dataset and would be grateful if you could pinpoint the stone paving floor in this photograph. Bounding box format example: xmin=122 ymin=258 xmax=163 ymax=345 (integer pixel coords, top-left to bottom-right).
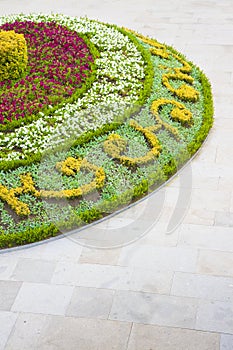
xmin=0 ymin=0 xmax=233 ymax=349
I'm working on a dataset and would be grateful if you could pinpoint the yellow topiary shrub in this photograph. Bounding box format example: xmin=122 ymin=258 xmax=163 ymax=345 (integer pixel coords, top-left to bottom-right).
xmin=0 ymin=30 xmax=28 ymax=81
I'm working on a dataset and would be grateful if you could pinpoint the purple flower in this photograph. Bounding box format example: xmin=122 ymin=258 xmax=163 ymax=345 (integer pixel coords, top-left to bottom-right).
xmin=0 ymin=21 xmax=94 ymax=124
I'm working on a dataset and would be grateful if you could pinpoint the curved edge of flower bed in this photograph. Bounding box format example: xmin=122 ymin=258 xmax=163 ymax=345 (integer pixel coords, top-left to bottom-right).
xmin=0 ymin=61 xmax=214 ymax=250
xmin=187 ymin=72 xmax=214 ymax=155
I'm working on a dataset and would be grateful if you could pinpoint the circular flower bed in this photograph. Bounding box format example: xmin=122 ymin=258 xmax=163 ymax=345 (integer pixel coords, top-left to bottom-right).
xmin=0 ymin=14 xmax=213 ymax=249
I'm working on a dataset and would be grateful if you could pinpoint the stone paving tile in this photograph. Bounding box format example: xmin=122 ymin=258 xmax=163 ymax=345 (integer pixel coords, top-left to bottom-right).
xmin=109 ymin=290 xmax=198 ymax=328
xmin=208 ymin=130 xmax=233 ymax=149
xmin=5 ymin=313 xmax=131 ymax=350
xmin=220 ymin=334 xmax=233 ymax=350
xmin=214 ymin=100 xmax=233 ymax=119
xmin=216 ymin=145 xmax=233 ymax=165
xmin=157 ymin=206 xmax=185 ymax=227
xmin=52 ymin=262 xmax=131 ymax=289
xmin=191 ymin=30 xmax=233 ymax=46
xmin=218 ymin=176 xmax=233 ymax=192
xmin=215 ymin=211 xmax=233 ymax=227
xmin=183 ymin=208 xmax=215 ymax=226
xmin=178 ymin=224 xmax=233 ymax=251
xmin=66 ymin=287 xmax=114 ymax=319
xmin=11 ymin=282 xmax=74 ymax=316
xmin=4 ymin=313 xmax=49 ymax=350
xmin=10 ymin=258 xmax=56 ymax=283
xmin=128 ymin=268 xmax=173 ymax=294
xmin=162 ymin=186 xmax=184 ymax=209
xmin=202 ymin=51 xmax=233 ymax=70
xmin=212 ymin=83 xmax=233 ymax=98
xmin=0 ymin=281 xmax=22 ymax=311
xmin=0 ymin=256 xmax=18 ymax=280
xmin=196 ymin=300 xmax=233 ymax=334
xmin=8 ymin=237 xmax=83 ymax=262
xmin=215 ymin=91 xmax=233 ymax=104
xmin=196 ymin=14 xmax=233 ymax=24
xmin=0 ymin=311 xmax=18 ymax=350
xmin=195 ymin=144 xmax=218 ymax=164
xmin=169 ymin=171 xmax=219 ymax=190
xmin=3 ymin=245 xmax=48 ymax=261
xmin=207 ymin=71 xmax=232 ymax=84
xmin=52 ymin=261 xmax=173 ymax=294
xmin=191 ymin=161 xmax=233 ymax=180
xmin=135 ymin=221 xmax=180 ymax=247
xmin=118 ymin=244 xmax=198 ymax=272
xmin=78 ymin=247 xmax=121 ymax=265
xmin=197 ymin=250 xmax=233 ymax=277
xmin=171 ymin=272 xmax=233 ymax=302
xmin=190 ymin=188 xmax=231 ymax=212
xmin=214 ymin=118 xmax=233 ymax=131
xmin=127 ymin=323 xmax=220 ymax=350
xmin=34 ymin=237 xmax=83 ymax=262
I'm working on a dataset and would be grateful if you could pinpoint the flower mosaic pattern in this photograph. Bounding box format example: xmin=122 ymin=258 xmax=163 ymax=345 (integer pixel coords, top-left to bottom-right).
xmin=0 ymin=14 xmax=213 ymax=249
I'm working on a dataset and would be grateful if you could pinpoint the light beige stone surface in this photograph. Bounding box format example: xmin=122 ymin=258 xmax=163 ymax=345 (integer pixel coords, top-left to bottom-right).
xmin=171 ymin=272 xmax=233 ymax=302
xmin=196 ymin=300 xmax=233 ymax=334
xmin=10 ymin=258 xmax=56 ymax=283
xmin=109 ymin=290 xmax=198 ymax=328
xmin=11 ymin=283 xmax=74 ymax=316
xmin=214 ymin=212 xmax=233 ymax=228
xmin=0 ymin=281 xmax=22 ymax=311
xmin=0 ymin=256 xmax=18 ymax=281
xmin=5 ymin=313 xmax=131 ymax=350
xmin=183 ymin=208 xmax=215 ymax=226
xmin=127 ymin=323 xmax=220 ymax=350
xmin=0 ymin=311 xmax=18 ymax=350
xmin=118 ymin=244 xmax=198 ymax=272
xmin=66 ymin=287 xmax=115 ymax=319
xmin=52 ymin=262 xmax=132 ymax=289
xmin=78 ymin=247 xmax=121 ymax=265
xmin=220 ymin=334 xmax=233 ymax=350
xmin=137 ymin=221 xmax=180 ymax=247
xmin=178 ymin=224 xmax=233 ymax=251
xmin=197 ymin=250 xmax=233 ymax=277
xmin=128 ymin=268 xmax=173 ymax=294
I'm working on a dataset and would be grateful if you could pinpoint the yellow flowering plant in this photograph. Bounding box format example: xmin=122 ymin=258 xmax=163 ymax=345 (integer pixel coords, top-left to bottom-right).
xmin=0 ymin=30 xmax=28 ymax=81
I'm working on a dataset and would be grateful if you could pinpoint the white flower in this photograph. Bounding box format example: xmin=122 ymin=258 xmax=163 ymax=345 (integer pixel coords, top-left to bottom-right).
xmin=0 ymin=14 xmax=146 ymax=161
